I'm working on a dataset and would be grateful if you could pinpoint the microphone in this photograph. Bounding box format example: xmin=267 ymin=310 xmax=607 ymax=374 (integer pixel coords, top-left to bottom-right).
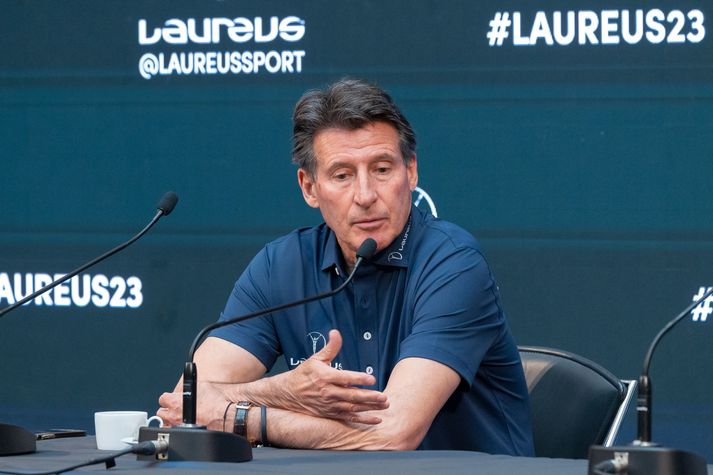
xmin=0 ymin=192 xmax=178 ymax=457
xmin=0 ymin=191 xmax=179 ymax=319
xmin=156 ymin=191 xmax=179 ymax=216
xmin=138 ymin=237 xmax=378 ymax=463
xmin=588 ymin=288 xmax=710 ymax=475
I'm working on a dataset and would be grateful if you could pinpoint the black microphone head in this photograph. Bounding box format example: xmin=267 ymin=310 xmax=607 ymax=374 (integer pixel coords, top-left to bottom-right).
xmin=356 ymin=238 xmax=377 ymax=261
xmin=157 ymin=191 xmax=178 ymax=216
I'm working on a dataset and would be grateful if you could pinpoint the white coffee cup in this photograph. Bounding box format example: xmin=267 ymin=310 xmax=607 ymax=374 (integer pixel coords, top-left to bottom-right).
xmin=94 ymin=411 xmax=163 ymax=450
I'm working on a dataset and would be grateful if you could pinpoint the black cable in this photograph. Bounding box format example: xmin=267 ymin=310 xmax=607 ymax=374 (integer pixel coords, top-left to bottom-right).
xmin=0 ymin=440 xmax=167 ymax=475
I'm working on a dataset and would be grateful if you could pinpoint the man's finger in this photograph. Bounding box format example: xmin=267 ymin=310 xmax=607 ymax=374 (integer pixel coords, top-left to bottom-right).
xmin=323 ymin=401 xmax=390 ymax=419
xmin=343 ymin=400 xmax=390 ymax=412
xmin=326 ymin=368 xmax=379 ymax=388
xmin=345 ymin=413 xmax=383 ymax=425
xmin=156 ymin=407 xmax=179 ymax=427
xmin=158 ymin=391 xmax=180 ymax=407
xmin=320 ymin=386 xmax=389 ymax=406
xmin=312 ymin=329 xmax=343 ymax=363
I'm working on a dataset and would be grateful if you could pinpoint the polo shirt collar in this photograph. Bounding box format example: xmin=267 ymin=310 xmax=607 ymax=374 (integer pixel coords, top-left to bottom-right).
xmin=320 ymin=228 xmax=343 ymax=273
xmin=320 ymin=207 xmax=419 ymax=272
xmin=371 ymin=211 xmax=414 ymax=268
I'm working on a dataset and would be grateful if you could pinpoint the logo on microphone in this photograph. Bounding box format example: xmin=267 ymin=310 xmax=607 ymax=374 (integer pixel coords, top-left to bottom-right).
xmin=307 ymin=331 xmax=326 ymax=354
xmin=412 ymin=186 xmax=437 ymax=217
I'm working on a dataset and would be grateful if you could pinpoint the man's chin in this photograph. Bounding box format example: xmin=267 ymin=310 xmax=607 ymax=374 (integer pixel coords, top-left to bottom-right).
xmin=353 ymin=232 xmax=391 ymax=254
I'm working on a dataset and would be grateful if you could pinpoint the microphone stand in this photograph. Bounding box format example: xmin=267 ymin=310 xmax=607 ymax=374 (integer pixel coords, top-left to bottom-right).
xmin=138 ymin=238 xmax=377 ymax=463
xmin=0 ymin=192 xmax=178 ymax=457
xmin=588 ymin=287 xmax=711 ymax=475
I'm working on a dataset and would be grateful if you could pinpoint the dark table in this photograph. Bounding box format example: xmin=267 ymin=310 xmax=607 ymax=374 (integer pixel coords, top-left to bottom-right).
xmin=0 ymin=437 xmax=710 ymax=474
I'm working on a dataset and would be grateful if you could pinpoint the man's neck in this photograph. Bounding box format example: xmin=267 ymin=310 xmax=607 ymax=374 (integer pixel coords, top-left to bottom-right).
xmin=342 ymin=252 xmax=355 ymax=275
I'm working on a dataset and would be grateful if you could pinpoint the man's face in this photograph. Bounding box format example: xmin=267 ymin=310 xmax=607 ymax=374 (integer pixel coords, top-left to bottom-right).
xmin=298 ymin=121 xmax=418 ymax=265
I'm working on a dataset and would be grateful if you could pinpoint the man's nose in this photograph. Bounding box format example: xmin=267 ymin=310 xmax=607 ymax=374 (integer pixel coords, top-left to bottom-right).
xmin=354 ymin=174 xmax=377 ymax=207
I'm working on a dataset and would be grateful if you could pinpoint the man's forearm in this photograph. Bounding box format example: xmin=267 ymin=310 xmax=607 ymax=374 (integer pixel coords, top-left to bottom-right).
xmin=159 ymin=335 xmax=387 ymax=429
xmin=190 ymin=357 xmax=459 ymax=451
xmin=210 ymin=362 xmax=388 ymax=425
xmin=246 ymin=406 xmax=399 ymax=451
xmin=213 ymin=375 xmax=284 ymax=410
xmin=250 ymin=358 xmax=461 ymax=451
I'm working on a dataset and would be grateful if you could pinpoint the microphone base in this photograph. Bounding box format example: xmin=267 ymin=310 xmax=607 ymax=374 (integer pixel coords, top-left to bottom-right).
xmin=588 ymin=444 xmax=707 ymax=475
xmin=0 ymin=423 xmax=36 ymax=456
xmin=137 ymin=425 xmax=252 ymax=463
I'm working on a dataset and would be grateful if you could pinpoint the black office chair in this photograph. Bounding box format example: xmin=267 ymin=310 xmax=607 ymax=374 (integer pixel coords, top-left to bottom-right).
xmin=518 ymin=346 xmax=636 ymax=459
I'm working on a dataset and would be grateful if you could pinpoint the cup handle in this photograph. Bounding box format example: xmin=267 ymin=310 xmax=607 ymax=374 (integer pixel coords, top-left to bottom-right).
xmin=147 ymin=415 xmax=164 ymax=427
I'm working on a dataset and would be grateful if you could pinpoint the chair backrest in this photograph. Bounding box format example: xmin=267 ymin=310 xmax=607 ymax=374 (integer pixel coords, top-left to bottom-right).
xmin=519 ymin=346 xmax=635 ymax=459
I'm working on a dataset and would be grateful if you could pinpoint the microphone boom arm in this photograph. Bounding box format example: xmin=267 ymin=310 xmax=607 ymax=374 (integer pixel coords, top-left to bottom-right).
xmin=0 ymin=208 xmax=167 ymax=319
xmin=182 ymin=237 xmax=377 ymax=426
xmin=187 ymin=257 xmax=363 ymax=361
xmin=637 ymin=285 xmax=713 ymax=443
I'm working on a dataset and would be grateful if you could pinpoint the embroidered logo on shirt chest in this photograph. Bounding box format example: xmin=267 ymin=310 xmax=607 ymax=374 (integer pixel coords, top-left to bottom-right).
xmin=287 ymin=331 xmax=342 ymax=370
xmin=307 ymin=331 xmax=326 ymax=354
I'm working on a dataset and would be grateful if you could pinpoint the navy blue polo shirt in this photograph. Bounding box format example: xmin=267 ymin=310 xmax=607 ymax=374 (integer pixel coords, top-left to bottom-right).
xmin=211 ymin=207 xmax=534 ymax=455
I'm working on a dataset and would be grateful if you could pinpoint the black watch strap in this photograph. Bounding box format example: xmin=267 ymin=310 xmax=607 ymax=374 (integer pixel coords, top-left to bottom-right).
xmin=233 ymin=401 xmax=252 ymax=437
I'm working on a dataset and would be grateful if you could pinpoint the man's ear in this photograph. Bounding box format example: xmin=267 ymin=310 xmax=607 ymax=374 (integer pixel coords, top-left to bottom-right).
xmin=297 ymin=168 xmax=320 ymax=209
xmin=407 ymin=154 xmax=418 ymax=191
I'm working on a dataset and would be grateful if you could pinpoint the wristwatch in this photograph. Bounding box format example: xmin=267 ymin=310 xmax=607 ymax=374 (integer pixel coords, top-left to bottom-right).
xmin=233 ymin=401 xmax=252 ymax=437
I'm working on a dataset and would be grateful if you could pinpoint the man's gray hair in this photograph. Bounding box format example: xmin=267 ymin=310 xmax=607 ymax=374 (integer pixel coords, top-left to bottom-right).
xmin=292 ymin=78 xmax=417 ymax=177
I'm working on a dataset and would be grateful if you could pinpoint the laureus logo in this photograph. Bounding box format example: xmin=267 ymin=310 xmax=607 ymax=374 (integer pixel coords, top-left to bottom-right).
xmin=412 ymin=186 xmax=437 ymax=217
xmin=138 ymin=17 xmax=306 ymax=45
xmin=288 ymin=331 xmax=341 ymax=369
xmin=307 ymin=331 xmax=326 ymax=354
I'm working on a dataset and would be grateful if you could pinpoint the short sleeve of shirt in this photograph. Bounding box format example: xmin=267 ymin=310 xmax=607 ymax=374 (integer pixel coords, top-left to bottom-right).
xmin=209 ymin=246 xmax=282 ymax=371
xmin=398 ymin=244 xmax=504 ymax=388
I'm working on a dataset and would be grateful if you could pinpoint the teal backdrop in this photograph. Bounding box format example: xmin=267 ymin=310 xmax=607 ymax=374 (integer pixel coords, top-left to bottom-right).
xmin=1 ymin=0 xmax=712 ymax=460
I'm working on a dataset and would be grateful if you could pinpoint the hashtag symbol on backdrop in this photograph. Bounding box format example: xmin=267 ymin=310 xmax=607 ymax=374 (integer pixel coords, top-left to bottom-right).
xmin=487 ymin=12 xmax=511 ymax=46
xmin=690 ymin=286 xmax=713 ymax=322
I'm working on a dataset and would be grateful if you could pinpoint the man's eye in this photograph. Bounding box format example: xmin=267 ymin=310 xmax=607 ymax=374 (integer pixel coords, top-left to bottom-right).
xmin=376 ymin=167 xmax=390 ymax=174
xmin=334 ymin=173 xmax=349 ymax=181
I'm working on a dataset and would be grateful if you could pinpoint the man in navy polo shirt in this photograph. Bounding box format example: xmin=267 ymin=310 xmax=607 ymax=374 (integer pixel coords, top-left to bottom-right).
xmin=158 ymin=79 xmax=534 ymax=455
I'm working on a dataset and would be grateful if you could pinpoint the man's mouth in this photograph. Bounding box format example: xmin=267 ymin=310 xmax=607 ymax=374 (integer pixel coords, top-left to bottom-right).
xmin=352 ymin=217 xmax=386 ymax=230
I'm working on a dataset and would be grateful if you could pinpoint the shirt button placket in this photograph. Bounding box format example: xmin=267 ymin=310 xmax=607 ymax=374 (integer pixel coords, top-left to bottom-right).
xmin=358 ymin=290 xmax=376 ymax=381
